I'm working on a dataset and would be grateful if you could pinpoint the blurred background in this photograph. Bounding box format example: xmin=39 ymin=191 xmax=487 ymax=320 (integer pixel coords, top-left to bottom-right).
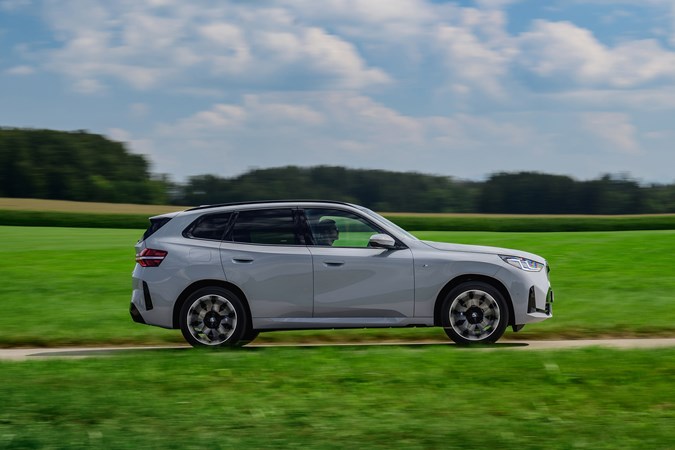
xmin=1 ymin=128 xmax=674 ymax=214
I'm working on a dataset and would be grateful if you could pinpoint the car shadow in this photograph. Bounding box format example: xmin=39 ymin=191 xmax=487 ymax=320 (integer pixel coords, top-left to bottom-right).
xmin=28 ymin=341 xmax=529 ymax=359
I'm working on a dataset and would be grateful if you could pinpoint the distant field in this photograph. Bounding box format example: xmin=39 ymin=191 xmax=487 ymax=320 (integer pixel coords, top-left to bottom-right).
xmin=3 ymin=197 xmax=675 ymax=231
xmin=1 ymin=346 xmax=674 ymax=449
xmin=0 ymin=225 xmax=673 ymax=347
xmin=0 ymin=197 xmax=189 ymax=214
xmin=3 ymin=196 xmax=674 ymax=218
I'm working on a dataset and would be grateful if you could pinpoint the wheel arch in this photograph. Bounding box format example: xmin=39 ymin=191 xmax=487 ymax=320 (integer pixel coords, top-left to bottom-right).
xmin=172 ymin=280 xmax=252 ymax=330
xmin=433 ymin=274 xmax=514 ymax=327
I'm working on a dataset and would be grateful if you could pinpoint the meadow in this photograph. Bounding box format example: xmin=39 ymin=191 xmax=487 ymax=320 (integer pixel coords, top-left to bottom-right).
xmin=1 ymin=346 xmax=674 ymax=449
xmin=1 ymin=202 xmax=674 ymax=449
xmin=1 ymin=225 xmax=673 ymax=347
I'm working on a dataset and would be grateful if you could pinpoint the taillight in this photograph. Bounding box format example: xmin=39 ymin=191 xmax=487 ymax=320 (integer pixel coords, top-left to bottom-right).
xmin=136 ymin=248 xmax=168 ymax=267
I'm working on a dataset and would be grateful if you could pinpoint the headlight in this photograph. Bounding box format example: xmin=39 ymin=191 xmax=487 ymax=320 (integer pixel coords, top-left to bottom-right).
xmin=500 ymin=255 xmax=544 ymax=272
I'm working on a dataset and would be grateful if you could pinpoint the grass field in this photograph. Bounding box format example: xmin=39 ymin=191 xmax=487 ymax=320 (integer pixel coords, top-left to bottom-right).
xmin=1 ymin=225 xmax=674 ymax=347
xmin=2 ymin=200 xmax=673 ymax=450
xmin=0 ymin=197 xmax=187 ymax=214
xmin=1 ymin=346 xmax=674 ymax=449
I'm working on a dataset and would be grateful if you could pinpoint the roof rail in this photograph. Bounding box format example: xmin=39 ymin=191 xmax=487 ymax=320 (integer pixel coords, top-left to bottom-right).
xmin=186 ymin=199 xmax=355 ymax=212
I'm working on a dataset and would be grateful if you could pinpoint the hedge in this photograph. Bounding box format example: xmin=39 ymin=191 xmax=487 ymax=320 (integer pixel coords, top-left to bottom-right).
xmin=3 ymin=209 xmax=675 ymax=232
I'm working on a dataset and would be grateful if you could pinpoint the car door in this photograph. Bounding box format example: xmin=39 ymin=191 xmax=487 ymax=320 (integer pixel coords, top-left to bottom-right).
xmin=303 ymin=208 xmax=415 ymax=318
xmin=220 ymin=208 xmax=313 ymax=318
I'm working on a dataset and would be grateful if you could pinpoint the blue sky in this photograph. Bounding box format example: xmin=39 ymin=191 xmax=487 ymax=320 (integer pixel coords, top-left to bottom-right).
xmin=1 ymin=0 xmax=675 ymax=183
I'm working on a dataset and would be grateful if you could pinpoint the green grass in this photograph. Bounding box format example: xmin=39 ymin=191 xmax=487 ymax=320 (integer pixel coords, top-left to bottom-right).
xmin=390 ymin=214 xmax=675 ymax=232
xmin=415 ymin=231 xmax=675 ymax=339
xmin=1 ymin=226 xmax=674 ymax=347
xmin=0 ymin=209 xmax=150 ymax=229
xmin=1 ymin=346 xmax=674 ymax=449
xmin=0 ymin=226 xmax=178 ymax=346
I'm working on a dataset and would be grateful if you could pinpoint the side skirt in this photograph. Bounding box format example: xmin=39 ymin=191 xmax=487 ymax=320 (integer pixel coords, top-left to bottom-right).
xmin=252 ymin=317 xmax=434 ymax=331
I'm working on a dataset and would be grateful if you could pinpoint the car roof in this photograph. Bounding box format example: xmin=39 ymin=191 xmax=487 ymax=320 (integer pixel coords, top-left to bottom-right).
xmin=186 ymin=200 xmax=358 ymax=212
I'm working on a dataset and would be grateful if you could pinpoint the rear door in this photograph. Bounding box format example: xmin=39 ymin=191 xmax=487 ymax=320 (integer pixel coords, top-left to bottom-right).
xmin=303 ymin=208 xmax=415 ymax=318
xmin=220 ymin=208 xmax=314 ymax=318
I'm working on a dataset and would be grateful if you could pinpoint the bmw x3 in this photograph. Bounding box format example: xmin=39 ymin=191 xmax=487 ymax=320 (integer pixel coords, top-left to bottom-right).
xmin=131 ymin=201 xmax=553 ymax=346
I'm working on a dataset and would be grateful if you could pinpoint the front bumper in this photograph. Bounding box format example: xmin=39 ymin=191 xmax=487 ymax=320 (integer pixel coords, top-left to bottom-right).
xmin=529 ymin=286 xmax=554 ymax=315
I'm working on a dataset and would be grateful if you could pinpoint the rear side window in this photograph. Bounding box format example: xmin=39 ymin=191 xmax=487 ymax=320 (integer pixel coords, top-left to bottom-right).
xmin=183 ymin=213 xmax=232 ymax=241
xmin=229 ymin=209 xmax=299 ymax=245
xmin=141 ymin=217 xmax=172 ymax=241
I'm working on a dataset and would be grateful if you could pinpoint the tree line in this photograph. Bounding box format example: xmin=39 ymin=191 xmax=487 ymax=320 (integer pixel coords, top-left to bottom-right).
xmin=0 ymin=128 xmax=168 ymax=204
xmin=1 ymin=128 xmax=674 ymax=214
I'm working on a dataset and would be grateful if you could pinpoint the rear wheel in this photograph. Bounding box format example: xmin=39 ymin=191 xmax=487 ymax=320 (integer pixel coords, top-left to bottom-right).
xmin=179 ymin=287 xmax=250 ymax=347
xmin=441 ymin=281 xmax=509 ymax=345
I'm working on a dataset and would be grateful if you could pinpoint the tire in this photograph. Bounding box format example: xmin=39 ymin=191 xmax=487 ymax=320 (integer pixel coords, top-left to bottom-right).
xmin=441 ymin=281 xmax=509 ymax=345
xmin=179 ymin=287 xmax=250 ymax=347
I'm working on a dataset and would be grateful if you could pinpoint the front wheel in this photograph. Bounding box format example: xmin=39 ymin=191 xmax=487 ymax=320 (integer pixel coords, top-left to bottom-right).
xmin=441 ymin=282 xmax=509 ymax=345
xmin=179 ymin=287 xmax=250 ymax=347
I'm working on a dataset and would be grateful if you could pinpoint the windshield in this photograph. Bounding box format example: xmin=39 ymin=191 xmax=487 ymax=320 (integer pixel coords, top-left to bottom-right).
xmin=355 ymin=206 xmax=419 ymax=241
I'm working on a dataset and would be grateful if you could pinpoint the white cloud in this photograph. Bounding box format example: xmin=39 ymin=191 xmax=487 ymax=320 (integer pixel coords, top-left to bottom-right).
xmin=73 ymin=78 xmax=105 ymax=94
xmin=0 ymin=0 xmax=31 ymax=11
xmin=106 ymin=127 xmax=160 ymax=169
xmin=4 ymin=65 xmax=35 ymax=75
xmin=581 ymin=112 xmax=641 ymax=155
xmin=544 ymin=88 xmax=675 ymax=111
xmin=436 ymin=23 xmax=513 ymax=97
xmin=130 ymin=103 xmax=149 ymax=118
xmin=474 ymin=0 xmax=522 ymax=9
xmin=39 ymin=0 xmax=390 ymax=93
xmin=142 ymin=92 xmax=550 ymax=179
xmin=518 ymin=20 xmax=675 ymax=88
xmin=280 ymin=0 xmax=436 ymax=25
xmin=302 ymin=28 xmax=390 ymax=88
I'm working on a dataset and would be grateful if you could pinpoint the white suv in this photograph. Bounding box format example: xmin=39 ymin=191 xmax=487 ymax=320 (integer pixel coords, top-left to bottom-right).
xmin=131 ymin=201 xmax=553 ymax=347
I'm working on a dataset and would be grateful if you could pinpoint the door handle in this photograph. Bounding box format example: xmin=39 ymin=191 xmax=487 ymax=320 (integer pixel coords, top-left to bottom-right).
xmin=323 ymin=260 xmax=345 ymax=267
xmin=232 ymin=258 xmax=254 ymax=264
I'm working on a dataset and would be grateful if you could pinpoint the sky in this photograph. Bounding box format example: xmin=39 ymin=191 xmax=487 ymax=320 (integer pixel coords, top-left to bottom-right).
xmin=1 ymin=0 xmax=675 ymax=183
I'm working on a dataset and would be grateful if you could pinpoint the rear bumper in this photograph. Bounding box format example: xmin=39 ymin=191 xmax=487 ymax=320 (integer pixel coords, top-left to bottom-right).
xmin=129 ymin=302 xmax=146 ymax=324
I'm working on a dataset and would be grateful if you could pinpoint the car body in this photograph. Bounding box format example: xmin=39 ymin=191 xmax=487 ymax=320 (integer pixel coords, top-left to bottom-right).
xmin=131 ymin=200 xmax=553 ymax=346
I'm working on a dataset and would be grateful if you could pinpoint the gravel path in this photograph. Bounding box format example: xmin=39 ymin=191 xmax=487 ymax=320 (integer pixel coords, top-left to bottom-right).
xmin=1 ymin=338 xmax=675 ymax=361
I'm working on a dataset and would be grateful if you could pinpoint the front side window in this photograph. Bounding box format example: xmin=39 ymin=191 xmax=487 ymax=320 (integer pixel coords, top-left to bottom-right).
xmin=229 ymin=209 xmax=300 ymax=245
xmin=304 ymin=208 xmax=384 ymax=248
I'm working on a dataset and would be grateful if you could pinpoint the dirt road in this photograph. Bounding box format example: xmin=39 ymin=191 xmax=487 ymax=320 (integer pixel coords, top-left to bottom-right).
xmin=1 ymin=338 xmax=675 ymax=361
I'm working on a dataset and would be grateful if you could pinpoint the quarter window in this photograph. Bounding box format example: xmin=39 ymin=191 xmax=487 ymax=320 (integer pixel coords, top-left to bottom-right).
xmin=230 ymin=209 xmax=300 ymax=245
xmin=184 ymin=213 xmax=232 ymax=240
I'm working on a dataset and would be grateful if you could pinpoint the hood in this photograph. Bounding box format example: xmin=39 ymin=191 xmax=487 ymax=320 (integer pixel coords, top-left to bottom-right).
xmin=422 ymin=240 xmax=546 ymax=264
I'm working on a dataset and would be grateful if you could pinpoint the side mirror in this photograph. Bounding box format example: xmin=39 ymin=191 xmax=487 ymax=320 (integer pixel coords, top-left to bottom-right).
xmin=369 ymin=234 xmax=396 ymax=249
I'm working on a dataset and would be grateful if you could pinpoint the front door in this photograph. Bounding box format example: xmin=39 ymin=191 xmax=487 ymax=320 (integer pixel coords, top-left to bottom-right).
xmin=304 ymin=208 xmax=415 ymax=318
